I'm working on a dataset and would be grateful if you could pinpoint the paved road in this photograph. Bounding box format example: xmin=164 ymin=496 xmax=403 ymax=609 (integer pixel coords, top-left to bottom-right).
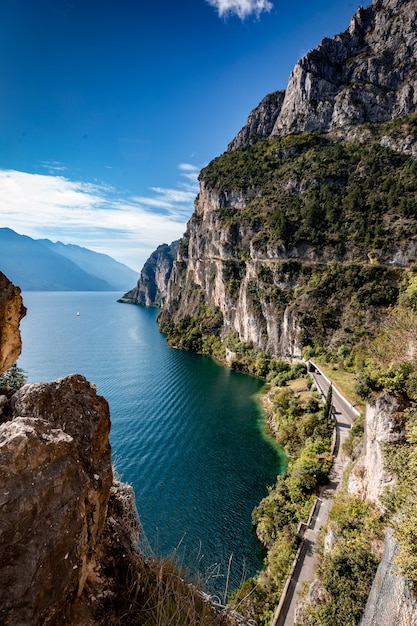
xmin=272 ymin=363 xmax=358 ymax=626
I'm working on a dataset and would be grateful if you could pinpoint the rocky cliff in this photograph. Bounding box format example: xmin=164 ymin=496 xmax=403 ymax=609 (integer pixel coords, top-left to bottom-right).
xmin=359 ymin=527 xmax=417 ymax=626
xmin=345 ymin=391 xmax=417 ymax=623
xmin=0 ymin=272 xmax=26 ymax=373
xmin=0 ymin=274 xmax=140 ymax=625
xmin=156 ymin=0 xmax=417 ymax=361
xmin=347 ymin=393 xmax=405 ymax=504
xmin=231 ymin=0 xmax=417 ymax=148
xmin=119 ymin=240 xmax=180 ymax=306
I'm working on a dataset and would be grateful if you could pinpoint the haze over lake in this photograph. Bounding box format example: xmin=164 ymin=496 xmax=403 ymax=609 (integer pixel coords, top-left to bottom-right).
xmin=18 ymin=291 xmax=282 ymax=595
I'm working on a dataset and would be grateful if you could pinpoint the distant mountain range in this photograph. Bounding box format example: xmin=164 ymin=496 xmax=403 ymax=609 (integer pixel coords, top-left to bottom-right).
xmin=0 ymin=228 xmax=138 ymax=291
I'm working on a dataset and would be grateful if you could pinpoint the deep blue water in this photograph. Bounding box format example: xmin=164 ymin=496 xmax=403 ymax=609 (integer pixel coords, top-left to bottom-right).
xmin=17 ymin=291 xmax=282 ymax=596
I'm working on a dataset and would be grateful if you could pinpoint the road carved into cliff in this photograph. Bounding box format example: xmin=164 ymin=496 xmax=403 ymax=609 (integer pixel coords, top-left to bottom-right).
xmin=272 ymin=361 xmax=360 ymax=626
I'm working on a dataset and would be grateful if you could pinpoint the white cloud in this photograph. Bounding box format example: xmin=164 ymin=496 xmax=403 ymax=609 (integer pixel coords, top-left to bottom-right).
xmin=0 ymin=164 xmax=200 ymax=272
xmin=206 ymin=0 xmax=273 ymax=20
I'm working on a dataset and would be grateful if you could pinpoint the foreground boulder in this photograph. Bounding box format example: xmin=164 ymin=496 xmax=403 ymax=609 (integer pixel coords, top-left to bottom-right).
xmin=0 ymin=374 xmax=116 ymax=625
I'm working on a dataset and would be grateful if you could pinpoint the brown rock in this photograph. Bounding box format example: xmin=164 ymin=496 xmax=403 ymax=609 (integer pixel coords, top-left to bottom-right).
xmin=0 ymin=272 xmax=26 ymax=374
xmin=0 ymin=374 xmax=113 ymax=625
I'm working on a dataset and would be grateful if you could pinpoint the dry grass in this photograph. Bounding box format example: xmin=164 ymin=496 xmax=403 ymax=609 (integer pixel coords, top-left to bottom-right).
xmin=313 ymin=361 xmax=365 ymax=414
xmin=287 ymin=378 xmax=311 ymax=403
xmin=114 ymin=552 xmax=242 ymax=626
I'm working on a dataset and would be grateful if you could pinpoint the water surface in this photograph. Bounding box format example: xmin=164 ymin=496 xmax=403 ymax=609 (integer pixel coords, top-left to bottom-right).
xmin=18 ymin=291 xmax=282 ymax=595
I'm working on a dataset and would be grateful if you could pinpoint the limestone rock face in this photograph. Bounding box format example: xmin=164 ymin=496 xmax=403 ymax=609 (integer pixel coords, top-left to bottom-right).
xmin=121 ymin=240 xmax=180 ymax=306
xmin=230 ymin=0 xmax=417 ymax=147
xmin=228 ymin=91 xmax=285 ymax=151
xmin=160 ymin=181 xmax=306 ymax=356
xmin=359 ymin=527 xmax=417 ymax=626
xmin=0 ymin=374 xmax=113 ymax=626
xmin=348 ymin=393 xmax=404 ymax=506
xmin=0 ymin=272 xmax=26 ymax=374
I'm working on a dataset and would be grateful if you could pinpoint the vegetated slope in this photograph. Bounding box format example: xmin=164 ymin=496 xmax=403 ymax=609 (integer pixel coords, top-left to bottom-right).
xmin=159 ymin=115 xmax=417 ymax=363
xmin=0 ymin=228 xmax=136 ymax=291
xmin=158 ymin=0 xmax=417 ymax=363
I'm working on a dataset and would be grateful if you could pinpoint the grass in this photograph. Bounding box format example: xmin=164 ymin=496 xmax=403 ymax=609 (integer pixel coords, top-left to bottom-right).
xmin=313 ymin=360 xmax=365 ymax=414
xmin=121 ymin=556 xmax=233 ymax=625
xmin=287 ymin=377 xmax=311 ymax=403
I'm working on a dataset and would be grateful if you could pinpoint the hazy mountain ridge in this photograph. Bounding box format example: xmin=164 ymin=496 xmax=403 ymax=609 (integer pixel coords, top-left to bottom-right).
xmin=0 ymin=228 xmax=137 ymax=291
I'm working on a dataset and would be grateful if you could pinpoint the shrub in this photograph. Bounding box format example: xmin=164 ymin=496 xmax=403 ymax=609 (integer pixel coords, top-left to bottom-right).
xmin=0 ymin=363 xmax=27 ymax=390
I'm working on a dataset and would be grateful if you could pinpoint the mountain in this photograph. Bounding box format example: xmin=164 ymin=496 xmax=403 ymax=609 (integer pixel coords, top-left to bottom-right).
xmin=120 ymin=240 xmax=180 ymax=306
xmin=229 ymin=0 xmax=417 ymax=150
xmin=39 ymin=238 xmax=138 ymax=291
xmin=0 ymin=228 xmax=138 ymax=291
xmin=156 ymin=0 xmax=417 ymax=359
xmin=130 ymin=0 xmax=417 ymax=623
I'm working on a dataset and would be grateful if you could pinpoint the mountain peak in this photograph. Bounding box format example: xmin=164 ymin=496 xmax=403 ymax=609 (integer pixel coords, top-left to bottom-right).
xmin=229 ymin=0 xmax=417 ymax=151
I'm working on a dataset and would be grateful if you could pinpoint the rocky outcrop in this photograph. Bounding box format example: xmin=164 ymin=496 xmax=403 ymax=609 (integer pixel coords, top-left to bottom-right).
xmin=0 ymin=274 xmax=141 ymax=625
xmin=230 ymin=0 xmax=417 ymax=149
xmin=0 ymin=374 xmax=116 ymax=625
xmin=119 ymin=240 xmax=180 ymax=306
xmin=0 ymin=272 xmax=26 ymax=374
xmin=348 ymin=392 xmax=405 ymax=506
xmin=359 ymin=527 xmax=417 ymax=626
xmin=228 ymin=91 xmax=285 ymax=151
xmin=159 ymin=181 xmax=306 ymax=356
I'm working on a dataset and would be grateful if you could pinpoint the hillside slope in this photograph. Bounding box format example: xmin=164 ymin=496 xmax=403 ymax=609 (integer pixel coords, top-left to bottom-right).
xmin=157 ymin=0 xmax=417 ymax=362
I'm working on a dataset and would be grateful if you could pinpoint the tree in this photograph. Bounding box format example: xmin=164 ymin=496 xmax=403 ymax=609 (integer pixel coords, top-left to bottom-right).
xmin=0 ymin=363 xmax=27 ymax=390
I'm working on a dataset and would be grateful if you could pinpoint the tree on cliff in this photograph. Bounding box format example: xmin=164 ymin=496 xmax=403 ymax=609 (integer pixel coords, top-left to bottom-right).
xmin=0 ymin=363 xmax=27 ymax=390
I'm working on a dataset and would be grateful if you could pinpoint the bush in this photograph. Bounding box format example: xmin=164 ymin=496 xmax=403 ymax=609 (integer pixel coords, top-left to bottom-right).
xmin=0 ymin=363 xmax=27 ymax=390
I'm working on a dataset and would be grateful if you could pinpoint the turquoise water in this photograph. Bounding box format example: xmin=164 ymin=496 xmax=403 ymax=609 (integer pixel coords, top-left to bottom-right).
xmin=17 ymin=291 xmax=282 ymax=595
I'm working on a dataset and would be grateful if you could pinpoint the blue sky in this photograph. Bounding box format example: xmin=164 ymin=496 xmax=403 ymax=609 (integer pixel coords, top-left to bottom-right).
xmin=0 ymin=0 xmax=359 ymax=272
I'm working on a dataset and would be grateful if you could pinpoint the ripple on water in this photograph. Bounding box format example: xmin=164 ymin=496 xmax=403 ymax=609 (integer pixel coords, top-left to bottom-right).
xmin=18 ymin=292 xmax=282 ymax=594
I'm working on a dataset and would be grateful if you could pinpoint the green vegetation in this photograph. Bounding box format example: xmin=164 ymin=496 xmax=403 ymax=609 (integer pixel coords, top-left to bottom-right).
xmin=0 ymin=363 xmax=27 ymax=390
xmin=160 ymin=302 xmax=224 ymax=355
xmin=230 ymin=372 xmax=334 ymax=626
xmin=298 ymin=494 xmax=384 ymax=626
xmin=202 ymin=115 xmax=417 ymax=257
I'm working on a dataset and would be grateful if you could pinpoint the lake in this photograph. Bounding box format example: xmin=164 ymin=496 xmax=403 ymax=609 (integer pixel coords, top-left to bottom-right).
xmin=17 ymin=291 xmax=282 ymax=597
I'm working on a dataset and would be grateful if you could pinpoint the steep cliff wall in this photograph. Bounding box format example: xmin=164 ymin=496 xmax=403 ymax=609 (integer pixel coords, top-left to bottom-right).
xmin=347 ymin=392 xmax=417 ymax=624
xmin=158 ymin=0 xmax=417 ymax=360
xmin=120 ymin=240 xmax=179 ymax=306
xmin=348 ymin=392 xmax=404 ymax=504
xmin=359 ymin=527 xmax=417 ymax=626
xmin=230 ymin=0 xmax=417 ymax=147
xmin=0 ymin=271 xmax=26 ymax=373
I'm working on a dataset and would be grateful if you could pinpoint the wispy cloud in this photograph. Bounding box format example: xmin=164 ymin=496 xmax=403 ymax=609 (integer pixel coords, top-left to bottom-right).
xmin=206 ymin=0 xmax=273 ymax=20
xmin=0 ymin=164 xmax=200 ymax=272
